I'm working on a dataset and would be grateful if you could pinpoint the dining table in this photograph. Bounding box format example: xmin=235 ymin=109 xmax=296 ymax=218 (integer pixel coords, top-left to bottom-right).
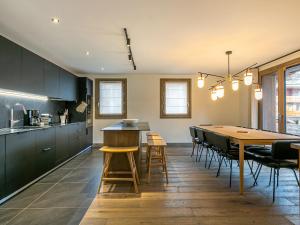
xmin=197 ymin=125 xmax=300 ymax=195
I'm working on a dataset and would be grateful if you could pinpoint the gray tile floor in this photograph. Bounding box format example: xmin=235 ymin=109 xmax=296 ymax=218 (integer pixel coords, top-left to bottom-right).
xmin=0 ymin=147 xmax=103 ymax=225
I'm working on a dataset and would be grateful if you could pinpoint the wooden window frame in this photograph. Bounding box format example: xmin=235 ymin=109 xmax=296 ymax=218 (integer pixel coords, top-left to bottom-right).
xmin=95 ymin=78 xmax=127 ymax=119
xmin=160 ymin=78 xmax=191 ymax=119
xmin=258 ymin=57 xmax=300 ymax=132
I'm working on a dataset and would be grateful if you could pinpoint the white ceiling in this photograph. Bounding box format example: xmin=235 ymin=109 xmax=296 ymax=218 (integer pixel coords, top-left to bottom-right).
xmin=0 ymin=0 xmax=300 ymax=75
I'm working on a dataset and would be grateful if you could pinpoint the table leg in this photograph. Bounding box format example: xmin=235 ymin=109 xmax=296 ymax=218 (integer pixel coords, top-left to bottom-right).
xmin=239 ymin=140 xmax=244 ymax=195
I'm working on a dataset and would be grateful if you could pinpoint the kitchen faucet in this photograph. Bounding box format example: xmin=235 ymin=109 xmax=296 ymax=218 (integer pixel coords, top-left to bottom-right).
xmin=10 ymin=103 xmax=27 ymax=128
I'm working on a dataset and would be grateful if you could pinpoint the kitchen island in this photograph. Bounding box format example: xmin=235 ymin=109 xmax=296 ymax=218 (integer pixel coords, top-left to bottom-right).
xmin=101 ymin=122 xmax=150 ymax=175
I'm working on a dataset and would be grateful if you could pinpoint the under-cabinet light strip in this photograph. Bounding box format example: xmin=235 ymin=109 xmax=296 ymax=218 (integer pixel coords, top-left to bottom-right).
xmin=0 ymin=88 xmax=48 ymax=101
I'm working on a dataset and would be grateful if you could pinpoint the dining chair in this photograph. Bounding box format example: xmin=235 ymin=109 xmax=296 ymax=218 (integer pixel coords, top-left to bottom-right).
xmin=248 ymin=140 xmax=300 ymax=202
xmin=189 ymin=126 xmax=199 ymax=157
xmin=194 ymin=127 xmax=209 ymax=163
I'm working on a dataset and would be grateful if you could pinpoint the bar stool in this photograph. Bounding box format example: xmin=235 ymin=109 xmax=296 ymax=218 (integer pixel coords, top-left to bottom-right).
xmin=147 ymin=138 xmax=168 ymax=184
xmin=146 ymin=131 xmax=160 ymax=136
xmin=146 ymin=135 xmax=164 ymax=164
xmin=98 ymin=146 xmax=140 ymax=194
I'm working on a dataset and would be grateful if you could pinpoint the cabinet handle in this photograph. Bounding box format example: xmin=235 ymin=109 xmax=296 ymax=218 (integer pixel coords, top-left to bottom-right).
xmin=42 ymin=147 xmax=52 ymax=152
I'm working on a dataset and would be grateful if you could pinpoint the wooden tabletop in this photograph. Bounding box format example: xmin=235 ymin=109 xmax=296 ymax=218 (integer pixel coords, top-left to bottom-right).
xmin=197 ymin=125 xmax=300 ymax=141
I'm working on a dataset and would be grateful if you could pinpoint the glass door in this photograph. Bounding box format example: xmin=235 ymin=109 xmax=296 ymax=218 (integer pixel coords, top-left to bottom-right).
xmin=285 ymin=64 xmax=300 ymax=135
xmin=261 ymin=73 xmax=278 ymax=132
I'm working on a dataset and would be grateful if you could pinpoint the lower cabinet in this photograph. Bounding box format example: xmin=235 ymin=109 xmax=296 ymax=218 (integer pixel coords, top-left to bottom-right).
xmin=6 ymin=132 xmax=36 ymax=194
xmin=87 ymin=126 xmax=93 ymax=147
xmin=0 ymin=136 xmax=5 ymax=198
xmin=55 ymin=125 xmax=70 ymax=165
xmin=68 ymin=123 xmax=80 ymax=156
xmin=35 ymin=128 xmax=56 ymax=177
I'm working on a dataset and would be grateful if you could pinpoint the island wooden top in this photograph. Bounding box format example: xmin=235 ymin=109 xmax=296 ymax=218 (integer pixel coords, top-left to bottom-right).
xmin=198 ymin=125 xmax=300 ymax=141
xmin=102 ymin=122 xmax=150 ymax=131
xmin=291 ymin=143 xmax=300 ymax=150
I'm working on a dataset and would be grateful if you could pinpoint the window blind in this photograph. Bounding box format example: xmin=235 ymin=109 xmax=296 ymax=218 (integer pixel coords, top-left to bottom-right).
xmin=165 ymin=82 xmax=188 ymax=114
xmin=99 ymin=81 xmax=123 ymax=114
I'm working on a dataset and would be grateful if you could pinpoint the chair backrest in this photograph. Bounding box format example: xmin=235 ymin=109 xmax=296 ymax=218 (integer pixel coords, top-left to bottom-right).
xmin=195 ymin=127 xmax=205 ymax=142
xmin=204 ymin=131 xmax=216 ymax=147
xmin=272 ymin=140 xmax=300 ymax=160
xmin=189 ymin=126 xmax=197 ymax=139
xmin=213 ymin=133 xmax=231 ymax=153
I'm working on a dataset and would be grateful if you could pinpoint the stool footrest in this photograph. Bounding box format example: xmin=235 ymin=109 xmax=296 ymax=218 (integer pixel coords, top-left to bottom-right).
xmin=102 ymin=177 xmax=134 ymax=182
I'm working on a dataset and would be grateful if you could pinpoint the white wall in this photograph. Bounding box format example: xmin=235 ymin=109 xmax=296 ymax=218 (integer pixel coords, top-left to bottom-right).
xmin=87 ymin=74 xmax=247 ymax=144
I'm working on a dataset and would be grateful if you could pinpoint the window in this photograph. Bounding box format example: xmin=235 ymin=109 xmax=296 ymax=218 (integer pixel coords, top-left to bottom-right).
xmin=160 ymin=79 xmax=191 ymax=118
xmin=95 ymin=78 xmax=127 ymax=119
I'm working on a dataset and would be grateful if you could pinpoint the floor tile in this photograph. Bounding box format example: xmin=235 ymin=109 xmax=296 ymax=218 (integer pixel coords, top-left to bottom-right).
xmin=0 ymin=209 xmax=21 ymax=225
xmin=38 ymin=168 xmax=73 ymax=184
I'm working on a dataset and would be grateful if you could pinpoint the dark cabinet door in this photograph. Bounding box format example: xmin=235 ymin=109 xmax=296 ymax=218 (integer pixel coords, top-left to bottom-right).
xmin=0 ymin=36 xmax=22 ymax=90
xmin=0 ymin=136 xmax=5 ymax=198
xmin=79 ymin=122 xmax=87 ymax=150
xmin=21 ymin=49 xmax=45 ymax=95
xmin=55 ymin=126 xmax=70 ymax=165
xmin=6 ymin=132 xmax=36 ymax=194
xmin=44 ymin=61 xmax=60 ymax=98
xmin=59 ymin=69 xmax=78 ymax=101
xmin=86 ymin=126 xmax=93 ymax=147
xmin=35 ymin=128 xmax=56 ymax=177
xmin=68 ymin=123 xmax=80 ymax=156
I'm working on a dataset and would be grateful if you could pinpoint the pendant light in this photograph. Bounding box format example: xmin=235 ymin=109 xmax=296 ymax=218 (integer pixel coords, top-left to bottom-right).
xmin=197 ymin=74 xmax=205 ymax=88
xmin=232 ymin=80 xmax=239 ymax=91
xmin=244 ymin=69 xmax=253 ymax=86
xmin=254 ymin=87 xmax=263 ymax=100
xmin=211 ymin=89 xmax=218 ymax=101
xmin=216 ymin=85 xmax=224 ymax=98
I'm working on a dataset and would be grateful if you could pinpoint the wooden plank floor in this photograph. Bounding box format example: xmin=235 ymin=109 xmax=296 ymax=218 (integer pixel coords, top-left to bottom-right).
xmin=80 ymin=146 xmax=300 ymax=225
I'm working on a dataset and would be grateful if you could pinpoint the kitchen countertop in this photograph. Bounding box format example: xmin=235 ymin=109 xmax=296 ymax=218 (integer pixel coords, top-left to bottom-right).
xmin=101 ymin=122 xmax=150 ymax=131
xmin=0 ymin=122 xmax=85 ymax=136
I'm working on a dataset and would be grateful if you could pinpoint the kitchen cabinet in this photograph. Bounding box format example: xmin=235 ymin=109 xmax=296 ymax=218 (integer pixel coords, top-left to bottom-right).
xmin=6 ymin=132 xmax=36 ymax=194
xmin=68 ymin=123 xmax=80 ymax=156
xmin=86 ymin=126 xmax=93 ymax=147
xmin=0 ymin=36 xmax=22 ymax=90
xmin=55 ymin=125 xmax=70 ymax=165
xmin=79 ymin=123 xmax=87 ymax=150
xmin=59 ymin=69 xmax=78 ymax=101
xmin=0 ymin=136 xmax=5 ymax=198
xmin=44 ymin=61 xmax=60 ymax=98
xmin=35 ymin=128 xmax=56 ymax=177
xmin=21 ymin=48 xmax=44 ymax=95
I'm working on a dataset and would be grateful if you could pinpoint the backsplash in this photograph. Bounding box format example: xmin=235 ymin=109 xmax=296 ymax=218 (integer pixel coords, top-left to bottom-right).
xmin=0 ymin=95 xmax=66 ymax=128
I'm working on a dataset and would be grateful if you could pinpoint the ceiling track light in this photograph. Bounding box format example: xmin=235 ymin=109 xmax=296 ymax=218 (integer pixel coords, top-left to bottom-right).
xmin=123 ymin=28 xmax=136 ymax=71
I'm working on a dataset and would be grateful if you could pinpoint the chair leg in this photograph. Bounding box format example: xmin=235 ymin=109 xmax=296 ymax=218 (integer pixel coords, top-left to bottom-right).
xmin=291 ymin=169 xmax=300 ymax=186
xmin=162 ymin=147 xmax=169 ymax=184
xmin=147 ymin=148 xmax=152 ymax=183
xmin=205 ymin=147 xmax=209 ymax=168
xmin=273 ymin=167 xmax=276 ymax=203
xmin=277 ymin=169 xmax=279 ymax=187
xmin=197 ymin=144 xmax=204 ymax=163
xmin=127 ymin=152 xmax=139 ymax=193
xmin=98 ymin=152 xmax=112 ymax=194
xmin=253 ymin=164 xmax=263 ymax=186
xmin=208 ymin=150 xmax=215 ymax=169
xmin=191 ymin=142 xmax=195 ymax=157
xmin=216 ymin=156 xmax=224 ymax=177
xmin=268 ymin=168 xmax=273 ymax=187
xmin=195 ymin=144 xmax=200 ymax=162
xmin=229 ymin=160 xmax=233 ymax=188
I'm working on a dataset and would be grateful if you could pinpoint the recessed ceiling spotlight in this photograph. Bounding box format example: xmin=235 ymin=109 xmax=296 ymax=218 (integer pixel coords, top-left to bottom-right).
xmin=51 ymin=17 xmax=60 ymax=24
xmin=86 ymin=51 xmax=90 ymax=56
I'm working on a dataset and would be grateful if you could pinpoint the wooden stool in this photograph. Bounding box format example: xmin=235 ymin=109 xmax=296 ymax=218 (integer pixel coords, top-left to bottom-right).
xmin=98 ymin=146 xmax=140 ymax=194
xmin=146 ymin=135 xmax=163 ymax=164
xmin=146 ymin=131 xmax=160 ymax=137
xmin=147 ymin=139 xmax=168 ymax=184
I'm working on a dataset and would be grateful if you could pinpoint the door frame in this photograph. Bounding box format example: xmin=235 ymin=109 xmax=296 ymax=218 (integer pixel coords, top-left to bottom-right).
xmin=259 ymin=57 xmax=300 ymax=133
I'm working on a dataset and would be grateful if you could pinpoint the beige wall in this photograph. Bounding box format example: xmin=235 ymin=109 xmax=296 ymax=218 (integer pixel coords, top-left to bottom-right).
xmin=87 ymin=74 xmax=249 ymax=144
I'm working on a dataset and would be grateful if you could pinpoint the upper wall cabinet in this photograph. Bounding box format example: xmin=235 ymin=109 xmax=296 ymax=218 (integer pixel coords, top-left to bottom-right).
xmin=44 ymin=61 xmax=60 ymax=98
xmin=0 ymin=35 xmax=78 ymax=101
xmin=21 ymin=49 xmax=45 ymax=94
xmin=0 ymin=36 xmax=22 ymax=90
xmin=59 ymin=69 xmax=78 ymax=101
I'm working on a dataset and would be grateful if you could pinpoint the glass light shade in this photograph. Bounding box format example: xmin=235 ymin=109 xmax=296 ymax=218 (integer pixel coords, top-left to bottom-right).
xmin=254 ymin=88 xmax=263 ymax=100
xmin=232 ymin=80 xmax=239 ymax=91
xmin=211 ymin=90 xmax=217 ymax=101
xmin=197 ymin=77 xmax=205 ymax=88
xmin=216 ymin=85 xmax=224 ymax=98
xmin=244 ymin=72 xmax=253 ymax=86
